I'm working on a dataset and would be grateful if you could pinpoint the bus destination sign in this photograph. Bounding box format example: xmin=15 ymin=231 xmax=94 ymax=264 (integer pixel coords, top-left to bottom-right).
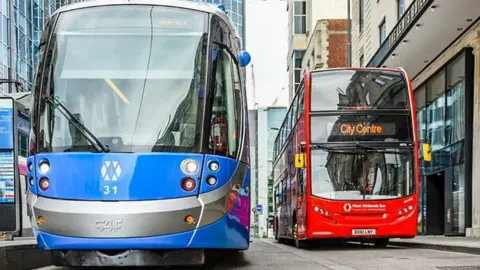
xmin=339 ymin=123 xmax=396 ymax=136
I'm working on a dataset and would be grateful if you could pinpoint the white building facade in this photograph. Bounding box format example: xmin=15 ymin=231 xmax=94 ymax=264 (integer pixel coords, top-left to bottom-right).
xmin=286 ymin=0 xmax=347 ymax=101
xmin=249 ymin=106 xmax=287 ymax=237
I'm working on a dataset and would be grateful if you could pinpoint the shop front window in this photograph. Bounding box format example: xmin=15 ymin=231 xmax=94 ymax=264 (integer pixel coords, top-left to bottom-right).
xmin=415 ymin=51 xmax=468 ymax=235
xmin=452 ymin=163 xmax=465 ymax=234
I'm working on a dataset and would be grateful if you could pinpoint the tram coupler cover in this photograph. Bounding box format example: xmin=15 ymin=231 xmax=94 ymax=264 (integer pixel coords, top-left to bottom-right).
xmin=52 ymin=249 xmax=206 ymax=267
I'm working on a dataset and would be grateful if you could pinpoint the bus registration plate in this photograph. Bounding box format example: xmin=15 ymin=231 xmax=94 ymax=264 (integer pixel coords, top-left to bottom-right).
xmin=352 ymin=229 xmax=376 ymax=235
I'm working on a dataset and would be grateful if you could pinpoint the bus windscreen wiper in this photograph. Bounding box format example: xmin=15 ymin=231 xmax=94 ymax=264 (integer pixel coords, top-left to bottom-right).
xmin=354 ymin=142 xmax=376 ymax=151
xmin=310 ymin=143 xmax=337 ymax=151
xmin=310 ymin=143 xmax=359 ymax=154
xmin=45 ymin=96 xmax=110 ymax=153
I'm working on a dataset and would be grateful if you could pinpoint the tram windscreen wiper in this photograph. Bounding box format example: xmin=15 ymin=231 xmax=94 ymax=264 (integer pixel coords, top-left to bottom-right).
xmin=45 ymin=62 xmax=109 ymax=153
xmin=45 ymin=96 xmax=109 ymax=153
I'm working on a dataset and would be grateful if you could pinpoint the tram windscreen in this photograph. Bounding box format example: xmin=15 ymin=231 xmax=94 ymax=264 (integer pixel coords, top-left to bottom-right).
xmin=42 ymin=5 xmax=208 ymax=152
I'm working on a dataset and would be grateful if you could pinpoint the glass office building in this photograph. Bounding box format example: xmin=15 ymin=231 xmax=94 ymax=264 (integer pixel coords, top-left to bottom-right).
xmin=1 ymin=0 xmax=84 ymax=93
xmin=415 ymin=49 xmax=475 ymax=237
xmin=192 ymin=0 xmax=245 ymax=46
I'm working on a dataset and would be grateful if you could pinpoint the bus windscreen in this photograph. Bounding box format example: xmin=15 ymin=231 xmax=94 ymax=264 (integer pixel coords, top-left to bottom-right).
xmin=310 ymin=69 xmax=410 ymax=111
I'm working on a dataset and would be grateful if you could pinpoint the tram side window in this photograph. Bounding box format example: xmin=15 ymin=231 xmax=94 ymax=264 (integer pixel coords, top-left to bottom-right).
xmin=231 ymin=57 xmax=243 ymax=148
xmin=210 ymin=48 xmax=238 ymax=158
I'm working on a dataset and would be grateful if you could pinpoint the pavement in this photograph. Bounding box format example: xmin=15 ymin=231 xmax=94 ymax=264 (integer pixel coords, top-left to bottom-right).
xmin=0 ymin=237 xmax=51 ymax=270
xmin=389 ymin=236 xmax=480 ymax=255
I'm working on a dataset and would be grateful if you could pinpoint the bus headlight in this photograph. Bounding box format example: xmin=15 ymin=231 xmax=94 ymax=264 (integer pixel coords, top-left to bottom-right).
xmin=39 ymin=160 xmax=50 ymax=174
xmin=181 ymin=159 xmax=199 ymax=175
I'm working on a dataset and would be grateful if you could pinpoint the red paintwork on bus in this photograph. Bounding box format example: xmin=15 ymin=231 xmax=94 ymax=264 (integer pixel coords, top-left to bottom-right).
xmin=273 ymin=67 xmax=419 ymax=242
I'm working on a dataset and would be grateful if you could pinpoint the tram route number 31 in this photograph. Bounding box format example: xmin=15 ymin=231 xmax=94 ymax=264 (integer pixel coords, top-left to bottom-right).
xmin=104 ymin=185 xmax=118 ymax=195
xmin=103 ymin=178 xmax=118 ymax=195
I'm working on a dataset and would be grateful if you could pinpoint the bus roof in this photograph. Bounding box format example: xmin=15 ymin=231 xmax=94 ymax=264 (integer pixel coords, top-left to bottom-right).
xmin=51 ymin=0 xmax=239 ymax=39
xmin=307 ymin=67 xmax=406 ymax=74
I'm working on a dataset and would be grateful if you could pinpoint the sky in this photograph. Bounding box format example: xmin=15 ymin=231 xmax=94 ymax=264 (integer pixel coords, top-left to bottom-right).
xmin=244 ymin=0 xmax=289 ymax=108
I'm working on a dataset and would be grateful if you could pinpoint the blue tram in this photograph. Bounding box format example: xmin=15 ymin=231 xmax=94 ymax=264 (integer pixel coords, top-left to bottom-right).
xmin=26 ymin=0 xmax=251 ymax=266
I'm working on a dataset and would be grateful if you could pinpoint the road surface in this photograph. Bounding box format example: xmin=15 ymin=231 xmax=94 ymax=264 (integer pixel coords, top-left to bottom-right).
xmin=35 ymin=238 xmax=480 ymax=269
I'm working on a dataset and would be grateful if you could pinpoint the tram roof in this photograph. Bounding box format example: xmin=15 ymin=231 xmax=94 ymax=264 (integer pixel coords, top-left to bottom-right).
xmin=52 ymin=0 xmax=236 ymax=34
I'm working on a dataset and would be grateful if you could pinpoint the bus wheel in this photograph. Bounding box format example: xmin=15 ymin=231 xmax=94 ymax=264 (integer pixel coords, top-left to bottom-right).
xmin=373 ymin=238 xmax=389 ymax=248
xmin=293 ymin=223 xmax=308 ymax=249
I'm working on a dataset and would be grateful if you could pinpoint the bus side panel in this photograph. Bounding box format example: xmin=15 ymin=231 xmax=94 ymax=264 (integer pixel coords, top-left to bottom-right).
xmin=294 ymin=116 xmax=307 ymax=240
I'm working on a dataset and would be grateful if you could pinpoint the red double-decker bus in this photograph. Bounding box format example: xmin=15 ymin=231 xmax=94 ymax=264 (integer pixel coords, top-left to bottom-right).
xmin=272 ymin=67 xmax=426 ymax=248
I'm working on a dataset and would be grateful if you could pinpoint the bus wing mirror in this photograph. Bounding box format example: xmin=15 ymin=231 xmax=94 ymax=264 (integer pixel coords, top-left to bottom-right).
xmin=423 ymin=143 xmax=432 ymax=162
xmin=294 ymin=153 xmax=305 ymax=168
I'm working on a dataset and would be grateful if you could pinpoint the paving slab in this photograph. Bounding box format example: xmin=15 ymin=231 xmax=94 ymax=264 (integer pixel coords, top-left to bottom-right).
xmin=390 ymin=236 xmax=480 ymax=255
xmin=0 ymin=238 xmax=52 ymax=270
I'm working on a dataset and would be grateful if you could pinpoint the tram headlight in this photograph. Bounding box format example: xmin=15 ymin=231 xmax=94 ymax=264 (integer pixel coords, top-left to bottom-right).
xmin=39 ymin=178 xmax=50 ymax=191
xmin=181 ymin=178 xmax=196 ymax=192
xmin=184 ymin=215 xmax=195 ymax=224
xmin=39 ymin=160 xmax=50 ymax=174
xmin=37 ymin=216 xmax=45 ymax=225
xmin=208 ymin=161 xmax=220 ymax=172
xmin=181 ymin=159 xmax=199 ymax=175
xmin=206 ymin=176 xmax=217 ymax=186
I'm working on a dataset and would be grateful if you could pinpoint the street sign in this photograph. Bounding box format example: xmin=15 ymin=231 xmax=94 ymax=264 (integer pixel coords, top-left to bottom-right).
xmin=0 ymin=96 xmax=19 ymax=233
xmin=256 ymin=204 xmax=262 ymax=214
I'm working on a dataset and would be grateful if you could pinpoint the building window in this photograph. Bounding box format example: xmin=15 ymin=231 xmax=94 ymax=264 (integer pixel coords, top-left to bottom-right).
xmin=379 ymin=18 xmax=387 ymax=44
xmin=293 ymin=50 xmax=305 ymax=91
xmin=359 ymin=54 xmax=364 ymax=67
xmin=293 ymin=0 xmax=306 ymax=34
xmin=397 ymin=0 xmax=406 ymax=19
xmin=415 ymin=51 xmax=468 ymax=235
xmin=359 ymin=0 xmax=364 ymax=33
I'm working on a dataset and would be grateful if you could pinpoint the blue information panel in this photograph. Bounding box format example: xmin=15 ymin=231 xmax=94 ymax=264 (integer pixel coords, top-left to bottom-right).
xmin=0 ymin=99 xmax=15 ymax=204
xmin=0 ymin=151 xmax=14 ymax=203
xmin=0 ymin=96 xmax=17 ymax=233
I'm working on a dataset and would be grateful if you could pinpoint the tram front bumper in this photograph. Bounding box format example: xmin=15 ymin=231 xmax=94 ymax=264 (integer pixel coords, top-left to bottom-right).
xmin=27 ymin=187 xmax=250 ymax=250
